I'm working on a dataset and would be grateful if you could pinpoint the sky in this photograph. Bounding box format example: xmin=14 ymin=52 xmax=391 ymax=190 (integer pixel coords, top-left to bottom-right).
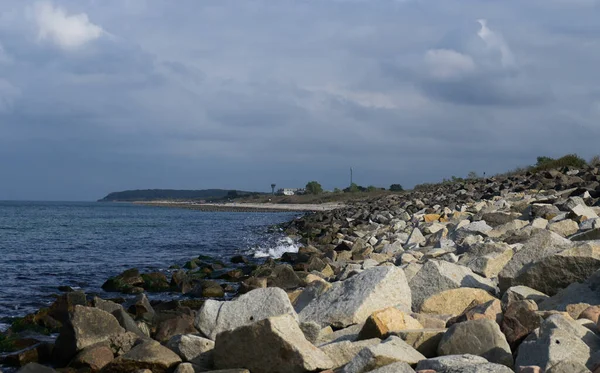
xmin=1 ymin=0 xmax=599 ymax=201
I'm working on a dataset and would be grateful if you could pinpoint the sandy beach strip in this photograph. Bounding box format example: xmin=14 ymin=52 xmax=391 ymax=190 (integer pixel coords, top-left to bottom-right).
xmin=135 ymin=201 xmax=344 ymax=212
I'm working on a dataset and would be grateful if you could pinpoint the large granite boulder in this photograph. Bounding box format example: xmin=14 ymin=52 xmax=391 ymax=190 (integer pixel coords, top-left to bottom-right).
xmin=366 ymin=362 xmax=416 ymax=372
xmin=511 ymin=242 xmax=600 ymax=295
xmin=70 ymin=344 xmax=114 ymax=371
xmin=409 ymin=261 xmax=496 ymax=311
xmin=213 ymin=314 xmax=333 ymax=373
xmin=101 ymin=340 xmax=182 ymax=373
xmin=392 ymin=328 xmax=446 ymax=358
xmin=498 ymin=230 xmax=572 ymax=292
xmin=52 ymin=305 xmax=125 ymax=366
xmin=515 ymin=324 xmax=593 ymax=371
xmin=437 ymin=319 xmax=513 ymax=368
xmin=195 ymin=287 xmax=297 ymax=340
xmin=298 ymin=266 xmax=412 ymax=328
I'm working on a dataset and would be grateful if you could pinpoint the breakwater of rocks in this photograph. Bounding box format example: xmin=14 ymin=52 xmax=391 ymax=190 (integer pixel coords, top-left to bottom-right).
xmin=3 ymin=165 xmax=600 ymax=372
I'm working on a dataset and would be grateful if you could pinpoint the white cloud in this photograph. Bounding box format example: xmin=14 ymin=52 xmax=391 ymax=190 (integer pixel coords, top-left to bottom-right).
xmin=424 ymin=49 xmax=476 ymax=80
xmin=33 ymin=1 xmax=103 ymax=50
xmin=476 ymin=19 xmax=515 ymax=67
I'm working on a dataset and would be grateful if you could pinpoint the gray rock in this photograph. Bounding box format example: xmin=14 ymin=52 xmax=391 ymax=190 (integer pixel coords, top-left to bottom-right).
xmin=542 ymin=314 xmax=600 ymax=350
xmin=444 ymin=363 xmax=514 ymax=373
xmin=571 ymin=228 xmax=600 ymax=242
xmin=128 ymin=293 xmax=155 ymax=322
xmin=511 ymin=242 xmax=600 ymax=295
xmin=166 ymin=334 xmax=214 ymax=363
xmin=102 ymin=340 xmax=182 ymax=373
xmin=112 ymin=308 xmax=147 ymax=337
xmin=213 ymin=314 xmax=333 ymax=373
xmin=409 ymin=260 xmax=496 ymax=311
xmin=299 ymin=321 xmax=322 ymax=344
xmin=367 ymin=362 xmax=416 ymax=373
xmin=498 ymin=230 xmax=573 ymax=292
xmin=501 ymin=286 xmax=550 ymax=308
xmin=538 ymin=270 xmax=600 ymax=311
xmin=195 ymin=287 xmax=297 ymax=340
xmin=316 ymin=323 xmax=364 ymax=345
xmin=416 ymin=354 xmax=489 ymax=371
xmin=298 ymin=266 xmax=412 ymax=328
xmin=94 ymin=297 xmax=123 ymax=314
xmin=341 ymin=336 xmax=426 ymax=373
xmin=546 ymin=361 xmax=592 ymax=373
xmin=516 ymin=327 xmax=592 ymax=372
xmin=571 ymin=204 xmax=599 ymax=219
xmin=319 ymin=338 xmax=381 ymax=369
xmin=52 ymin=305 xmax=125 ymax=366
xmin=437 ymin=319 xmax=513 ymax=368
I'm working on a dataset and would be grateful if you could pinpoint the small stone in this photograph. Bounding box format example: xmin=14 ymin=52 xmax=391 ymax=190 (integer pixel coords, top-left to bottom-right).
xmin=341 ymin=336 xmax=426 ymax=373
xmin=101 ymin=341 xmax=182 ymax=373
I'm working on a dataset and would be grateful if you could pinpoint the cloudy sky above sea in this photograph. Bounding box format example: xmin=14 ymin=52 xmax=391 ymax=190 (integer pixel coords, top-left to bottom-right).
xmin=1 ymin=0 xmax=599 ymax=200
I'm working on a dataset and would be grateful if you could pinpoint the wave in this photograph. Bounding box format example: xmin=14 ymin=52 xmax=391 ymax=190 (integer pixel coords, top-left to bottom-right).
xmin=251 ymin=236 xmax=300 ymax=259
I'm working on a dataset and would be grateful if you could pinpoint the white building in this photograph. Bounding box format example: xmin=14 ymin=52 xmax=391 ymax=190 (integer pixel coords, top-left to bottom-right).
xmin=277 ymin=188 xmax=305 ymax=196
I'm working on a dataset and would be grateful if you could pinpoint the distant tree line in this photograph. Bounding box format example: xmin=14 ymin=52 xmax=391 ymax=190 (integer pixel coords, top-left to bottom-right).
xmin=303 ymin=181 xmax=403 ymax=195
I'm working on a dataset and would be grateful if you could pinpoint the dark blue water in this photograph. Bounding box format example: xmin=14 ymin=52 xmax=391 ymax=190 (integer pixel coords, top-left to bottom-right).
xmin=0 ymin=201 xmax=300 ymax=322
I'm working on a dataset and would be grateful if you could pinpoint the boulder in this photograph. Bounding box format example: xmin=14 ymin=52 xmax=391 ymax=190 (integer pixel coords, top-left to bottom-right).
xmin=213 ymin=314 xmax=333 ymax=373
xmin=463 ymin=249 xmax=514 ymax=279
xmin=392 ymin=328 xmax=446 ymax=358
xmin=102 ymin=268 xmax=144 ymax=293
xmin=447 ymin=299 xmax=502 ymax=327
xmin=409 ymin=261 xmax=496 ymax=311
xmin=367 ymin=362 xmax=416 ymax=372
xmin=515 ymin=326 xmax=593 ymax=371
xmin=418 ymin=288 xmax=496 ymax=316
xmin=498 ymin=230 xmax=572 ymax=292
xmin=442 ymin=363 xmax=514 ymax=372
xmin=166 ymin=334 xmax=214 ymax=363
xmin=579 ymin=306 xmax=600 ymax=324
xmin=357 ymin=307 xmax=423 ymax=340
xmin=111 ymin=308 xmax=147 ymax=338
xmin=437 ymin=319 xmax=513 ymax=368
xmin=416 ymin=354 xmax=489 ymax=371
xmin=546 ymin=361 xmax=591 ymax=373
xmin=70 ymin=344 xmax=114 ymax=371
xmin=500 ymin=299 xmax=542 ymax=350
xmin=511 ymin=242 xmax=600 ymax=295
xmin=48 ymin=291 xmax=87 ymax=325
xmin=154 ymin=314 xmax=197 ymax=342
xmin=107 ymin=332 xmax=146 ymax=357
xmin=548 ymin=219 xmax=579 ymax=237
xmin=16 ymin=363 xmax=57 ymax=373
xmin=52 ymin=305 xmax=125 ymax=366
xmin=101 ymin=341 xmax=182 ymax=373
xmin=195 ymin=287 xmax=297 ymax=340
xmin=298 ymin=266 xmax=412 ymax=328
xmin=319 ymin=338 xmax=381 ymax=369
xmin=501 ymin=286 xmax=549 ymax=308
xmin=341 ymin=336 xmax=426 ymax=373
xmin=127 ymin=294 xmax=155 ymax=322
xmin=538 ymin=270 xmax=600 ymax=311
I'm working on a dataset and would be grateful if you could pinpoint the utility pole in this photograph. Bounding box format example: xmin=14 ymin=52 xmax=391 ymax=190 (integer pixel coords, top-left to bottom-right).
xmin=350 ymin=167 xmax=353 ymax=186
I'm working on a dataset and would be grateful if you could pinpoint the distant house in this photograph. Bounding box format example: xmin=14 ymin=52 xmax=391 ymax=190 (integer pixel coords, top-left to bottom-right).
xmin=277 ymin=188 xmax=305 ymax=196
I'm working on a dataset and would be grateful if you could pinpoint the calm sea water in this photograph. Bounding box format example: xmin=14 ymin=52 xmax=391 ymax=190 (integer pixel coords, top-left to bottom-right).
xmin=0 ymin=201 xmax=300 ymax=322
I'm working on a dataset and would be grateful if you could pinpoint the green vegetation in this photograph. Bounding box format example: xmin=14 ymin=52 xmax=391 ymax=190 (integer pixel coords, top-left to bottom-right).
xmin=305 ymin=181 xmax=323 ymax=195
xmin=532 ymin=153 xmax=587 ymax=172
xmin=389 ymin=184 xmax=404 ymax=191
xmin=591 ymin=155 xmax=600 ymax=166
xmin=99 ymin=189 xmax=262 ymax=202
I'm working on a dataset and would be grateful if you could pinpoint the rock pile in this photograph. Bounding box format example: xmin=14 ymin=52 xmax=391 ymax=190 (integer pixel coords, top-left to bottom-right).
xmin=3 ymin=164 xmax=600 ymax=372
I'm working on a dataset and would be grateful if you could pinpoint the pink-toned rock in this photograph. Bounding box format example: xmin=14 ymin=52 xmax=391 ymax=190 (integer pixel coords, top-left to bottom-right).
xmin=580 ymin=305 xmax=600 ymax=324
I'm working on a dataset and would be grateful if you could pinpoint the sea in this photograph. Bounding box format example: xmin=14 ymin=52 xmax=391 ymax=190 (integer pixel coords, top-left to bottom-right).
xmin=0 ymin=201 xmax=301 ymax=328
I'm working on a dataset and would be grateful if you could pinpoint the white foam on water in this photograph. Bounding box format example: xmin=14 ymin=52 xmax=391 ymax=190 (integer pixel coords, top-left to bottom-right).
xmin=253 ymin=236 xmax=300 ymax=258
xmin=0 ymin=322 xmax=10 ymax=332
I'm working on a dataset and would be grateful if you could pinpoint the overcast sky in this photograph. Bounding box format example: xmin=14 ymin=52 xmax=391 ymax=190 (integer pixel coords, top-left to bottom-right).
xmin=1 ymin=0 xmax=599 ymax=200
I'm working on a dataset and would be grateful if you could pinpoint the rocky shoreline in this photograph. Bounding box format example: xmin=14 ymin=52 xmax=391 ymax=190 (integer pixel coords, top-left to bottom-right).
xmin=3 ymin=165 xmax=600 ymax=372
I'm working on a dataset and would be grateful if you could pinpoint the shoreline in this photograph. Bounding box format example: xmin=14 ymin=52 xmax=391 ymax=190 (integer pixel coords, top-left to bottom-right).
xmin=134 ymin=201 xmax=344 ymax=213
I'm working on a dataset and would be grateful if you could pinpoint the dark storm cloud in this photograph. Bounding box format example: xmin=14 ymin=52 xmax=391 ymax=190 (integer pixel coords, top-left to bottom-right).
xmin=1 ymin=0 xmax=599 ymax=200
